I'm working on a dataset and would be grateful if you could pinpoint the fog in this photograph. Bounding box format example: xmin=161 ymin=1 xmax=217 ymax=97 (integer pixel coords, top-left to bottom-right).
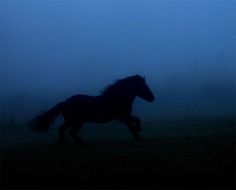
xmin=1 ymin=0 xmax=235 ymax=122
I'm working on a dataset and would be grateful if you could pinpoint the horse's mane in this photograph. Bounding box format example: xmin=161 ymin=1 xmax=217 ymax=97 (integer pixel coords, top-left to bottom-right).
xmin=101 ymin=75 xmax=142 ymax=96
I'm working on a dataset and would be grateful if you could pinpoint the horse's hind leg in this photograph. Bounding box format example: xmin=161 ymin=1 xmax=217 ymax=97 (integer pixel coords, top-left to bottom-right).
xmin=58 ymin=122 xmax=70 ymax=145
xmin=68 ymin=123 xmax=86 ymax=144
xmin=120 ymin=116 xmax=142 ymax=141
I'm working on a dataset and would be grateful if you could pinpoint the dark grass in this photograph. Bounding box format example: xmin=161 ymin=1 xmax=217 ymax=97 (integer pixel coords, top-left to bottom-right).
xmin=0 ymin=118 xmax=235 ymax=189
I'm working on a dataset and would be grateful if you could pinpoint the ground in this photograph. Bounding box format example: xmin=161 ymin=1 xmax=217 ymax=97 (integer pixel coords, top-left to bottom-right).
xmin=0 ymin=118 xmax=235 ymax=189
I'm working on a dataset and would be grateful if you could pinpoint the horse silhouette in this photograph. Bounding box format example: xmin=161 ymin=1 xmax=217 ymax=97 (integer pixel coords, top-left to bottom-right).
xmin=30 ymin=75 xmax=155 ymax=145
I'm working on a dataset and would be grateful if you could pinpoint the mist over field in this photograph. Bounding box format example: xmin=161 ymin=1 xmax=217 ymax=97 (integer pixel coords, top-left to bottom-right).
xmin=0 ymin=1 xmax=236 ymax=189
xmin=1 ymin=0 xmax=235 ymax=123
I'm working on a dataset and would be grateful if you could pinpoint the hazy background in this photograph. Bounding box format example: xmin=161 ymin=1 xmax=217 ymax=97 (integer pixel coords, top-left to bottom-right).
xmin=1 ymin=0 xmax=235 ymax=123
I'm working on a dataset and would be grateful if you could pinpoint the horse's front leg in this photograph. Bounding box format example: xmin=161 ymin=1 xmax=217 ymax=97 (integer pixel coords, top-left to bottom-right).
xmin=130 ymin=115 xmax=141 ymax=133
xmin=120 ymin=116 xmax=142 ymax=141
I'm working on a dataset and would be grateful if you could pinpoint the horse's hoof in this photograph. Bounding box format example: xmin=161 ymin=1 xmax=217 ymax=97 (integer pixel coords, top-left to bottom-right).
xmin=135 ymin=136 xmax=143 ymax=141
xmin=59 ymin=141 xmax=68 ymax=146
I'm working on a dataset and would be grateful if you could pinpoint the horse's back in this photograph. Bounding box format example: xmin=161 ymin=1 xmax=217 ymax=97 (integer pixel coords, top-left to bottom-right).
xmin=62 ymin=94 xmax=104 ymax=112
xmin=63 ymin=95 xmax=95 ymax=108
xmin=66 ymin=94 xmax=93 ymax=102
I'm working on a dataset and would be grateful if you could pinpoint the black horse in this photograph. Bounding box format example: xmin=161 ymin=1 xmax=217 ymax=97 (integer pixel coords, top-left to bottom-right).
xmin=31 ymin=75 xmax=155 ymax=145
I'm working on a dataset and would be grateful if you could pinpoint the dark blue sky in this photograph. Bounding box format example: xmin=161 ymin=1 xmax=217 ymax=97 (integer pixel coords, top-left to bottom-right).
xmin=1 ymin=0 xmax=235 ymax=120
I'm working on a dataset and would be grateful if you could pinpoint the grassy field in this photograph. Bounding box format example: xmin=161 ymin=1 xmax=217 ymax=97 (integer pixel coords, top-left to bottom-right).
xmin=0 ymin=118 xmax=235 ymax=189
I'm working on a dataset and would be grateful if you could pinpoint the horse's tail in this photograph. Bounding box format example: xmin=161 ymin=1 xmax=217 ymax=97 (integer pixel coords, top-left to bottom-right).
xmin=30 ymin=102 xmax=63 ymax=132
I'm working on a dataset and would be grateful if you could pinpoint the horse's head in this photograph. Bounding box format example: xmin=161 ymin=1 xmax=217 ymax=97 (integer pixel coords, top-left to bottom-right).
xmin=132 ymin=75 xmax=155 ymax=102
xmin=102 ymin=75 xmax=155 ymax=102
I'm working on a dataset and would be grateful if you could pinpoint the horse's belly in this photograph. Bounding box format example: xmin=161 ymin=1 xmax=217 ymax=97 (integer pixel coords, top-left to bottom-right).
xmin=62 ymin=96 xmax=121 ymax=123
xmin=87 ymin=109 xmax=114 ymax=123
